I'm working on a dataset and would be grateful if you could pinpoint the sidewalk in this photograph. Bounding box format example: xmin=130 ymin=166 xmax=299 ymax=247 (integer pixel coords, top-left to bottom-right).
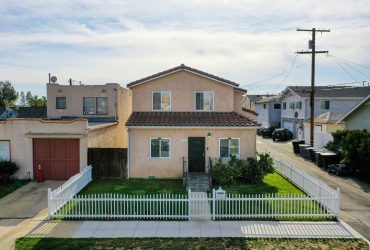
xmin=27 ymin=220 xmax=362 ymax=239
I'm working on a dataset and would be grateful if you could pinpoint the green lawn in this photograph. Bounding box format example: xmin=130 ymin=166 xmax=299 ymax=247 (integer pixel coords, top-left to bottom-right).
xmin=0 ymin=179 xmax=30 ymax=199
xmin=15 ymin=237 xmax=369 ymax=250
xmin=214 ymin=172 xmax=304 ymax=195
xmin=79 ymin=178 xmax=186 ymax=195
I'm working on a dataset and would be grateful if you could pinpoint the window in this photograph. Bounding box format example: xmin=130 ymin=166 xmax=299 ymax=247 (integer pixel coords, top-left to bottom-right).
xmin=96 ymin=97 xmax=108 ymax=115
xmin=83 ymin=97 xmax=96 ymax=115
xmin=274 ymin=103 xmax=281 ymax=109
xmin=296 ymin=101 xmax=302 ymax=109
xmin=152 ymin=92 xmax=171 ymax=111
xmin=150 ymin=138 xmax=170 ymax=158
xmin=56 ymin=97 xmax=66 ymax=109
xmin=0 ymin=141 xmax=10 ymax=161
xmin=283 ymin=102 xmax=286 ymax=110
xmin=263 ymin=104 xmax=267 ymax=109
xmin=219 ymin=138 xmax=240 ymax=158
xmin=195 ymin=92 xmax=214 ymax=111
xmin=320 ymin=100 xmax=330 ymax=110
xmin=289 ymin=102 xmax=295 ymax=109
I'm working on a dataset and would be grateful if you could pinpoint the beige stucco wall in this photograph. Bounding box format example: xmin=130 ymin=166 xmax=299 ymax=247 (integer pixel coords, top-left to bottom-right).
xmin=128 ymin=128 xmax=257 ymax=178
xmin=0 ymin=119 xmax=89 ymax=179
xmin=233 ymin=91 xmax=244 ymax=115
xmin=131 ymin=71 xmax=235 ymax=112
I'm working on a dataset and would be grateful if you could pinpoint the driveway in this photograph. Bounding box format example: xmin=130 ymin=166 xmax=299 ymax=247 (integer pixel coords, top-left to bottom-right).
xmin=257 ymin=137 xmax=370 ymax=241
xmin=0 ymin=181 xmax=63 ymax=249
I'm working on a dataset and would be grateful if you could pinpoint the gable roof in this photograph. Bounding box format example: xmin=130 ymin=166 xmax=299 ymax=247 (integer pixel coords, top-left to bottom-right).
xmin=0 ymin=106 xmax=6 ymax=115
xmin=255 ymin=96 xmax=280 ymax=104
xmin=336 ymin=94 xmax=370 ymax=123
xmin=16 ymin=106 xmax=47 ymax=118
xmin=305 ymin=111 xmax=346 ymax=124
xmin=126 ymin=111 xmax=260 ymax=127
xmin=126 ymin=64 xmax=240 ymax=88
xmin=284 ymin=86 xmax=370 ymax=98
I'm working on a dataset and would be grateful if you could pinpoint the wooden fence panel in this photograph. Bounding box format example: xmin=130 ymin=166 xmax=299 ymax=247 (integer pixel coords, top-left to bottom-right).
xmin=88 ymin=148 xmax=127 ymax=179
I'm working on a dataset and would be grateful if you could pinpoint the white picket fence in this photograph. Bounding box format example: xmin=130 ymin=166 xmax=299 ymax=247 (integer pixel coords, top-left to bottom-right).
xmin=48 ymin=162 xmax=340 ymax=220
xmin=48 ymin=165 xmax=92 ymax=218
xmin=274 ymin=158 xmax=340 ymax=213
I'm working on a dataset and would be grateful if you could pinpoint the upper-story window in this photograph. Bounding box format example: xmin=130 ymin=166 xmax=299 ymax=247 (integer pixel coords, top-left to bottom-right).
xmin=283 ymin=102 xmax=286 ymax=110
xmin=263 ymin=104 xmax=267 ymax=109
xmin=274 ymin=103 xmax=281 ymax=109
xmin=96 ymin=97 xmax=108 ymax=115
xmin=296 ymin=101 xmax=302 ymax=109
xmin=83 ymin=97 xmax=96 ymax=115
xmin=320 ymin=100 xmax=330 ymax=110
xmin=56 ymin=97 xmax=66 ymax=109
xmin=195 ymin=92 xmax=214 ymax=111
xmin=289 ymin=102 xmax=295 ymax=109
xmin=152 ymin=91 xmax=171 ymax=111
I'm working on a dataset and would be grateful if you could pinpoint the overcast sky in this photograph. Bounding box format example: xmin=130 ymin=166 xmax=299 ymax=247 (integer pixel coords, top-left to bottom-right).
xmin=1 ymin=0 xmax=370 ymax=96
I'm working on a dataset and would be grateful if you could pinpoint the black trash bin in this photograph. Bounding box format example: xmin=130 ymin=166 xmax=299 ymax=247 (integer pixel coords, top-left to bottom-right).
xmin=292 ymin=140 xmax=305 ymax=154
xmin=299 ymin=144 xmax=311 ymax=157
xmin=306 ymin=147 xmax=317 ymax=161
xmin=321 ymin=152 xmax=340 ymax=169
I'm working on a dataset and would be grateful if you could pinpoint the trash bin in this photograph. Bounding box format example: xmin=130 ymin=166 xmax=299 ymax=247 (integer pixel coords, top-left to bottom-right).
xmin=312 ymin=148 xmax=323 ymax=162
xmin=321 ymin=152 xmax=340 ymax=169
xmin=299 ymin=144 xmax=311 ymax=157
xmin=315 ymin=151 xmax=324 ymax=167
xmin=292 ymin=140 xmax=305 ymax=154
xmin=305 ymin=147 xmax=316 ymax=160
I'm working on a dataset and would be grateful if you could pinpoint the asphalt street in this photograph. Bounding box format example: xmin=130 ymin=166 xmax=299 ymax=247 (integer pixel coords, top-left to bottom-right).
xmin=257 ymin=137 xmax=370 ymax=241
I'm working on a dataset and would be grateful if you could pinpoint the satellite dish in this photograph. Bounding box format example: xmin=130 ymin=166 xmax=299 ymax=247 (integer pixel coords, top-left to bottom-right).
xmin=51 ymin=76 xmax=57 ymax=83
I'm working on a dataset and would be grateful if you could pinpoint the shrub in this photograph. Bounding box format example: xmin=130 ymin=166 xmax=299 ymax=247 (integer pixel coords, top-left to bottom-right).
xmin=0 ymin=161 xmax=19 ymax=185
xmin=211 ymin=153 xmax=274 ymax=185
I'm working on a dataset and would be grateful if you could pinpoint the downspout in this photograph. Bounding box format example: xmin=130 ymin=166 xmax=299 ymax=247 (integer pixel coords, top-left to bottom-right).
xmin=127 ymin=128 xmax=130 ymax=179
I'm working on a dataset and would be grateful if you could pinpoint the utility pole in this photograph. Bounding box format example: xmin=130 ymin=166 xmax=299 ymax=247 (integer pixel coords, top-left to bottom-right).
xmin=296 ymin=28 xmax=330 ymax=146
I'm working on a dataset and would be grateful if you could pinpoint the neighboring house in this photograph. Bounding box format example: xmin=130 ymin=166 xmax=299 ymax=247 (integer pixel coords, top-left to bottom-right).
xmin=243 ymin=95 xmax=262 ymax=111
xmin=125 ymin=64 xmax=259 ymax=179
xmin=280 ymin=86 xmax=370 ymax=140
xmin=336 ymin=94 xmax=370 ymax=131
xmin=303 ymin=112 xmax=345 ymax=148
xmin=0 ymin=82 xmax=132 ymax=180
xmin=255 ymin=96 xmax=281 ymax=128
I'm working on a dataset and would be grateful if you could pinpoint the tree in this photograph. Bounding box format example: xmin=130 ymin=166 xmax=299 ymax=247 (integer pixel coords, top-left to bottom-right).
xmin=19 ymin=91 xmax=26 ymax=106
xmin=27 ymin=95 xmax=47 ymax=106
xmin=0 ymin=81 xmax=18 ymax=106
xmin=25 ymin=91 xmax=32 ymax=106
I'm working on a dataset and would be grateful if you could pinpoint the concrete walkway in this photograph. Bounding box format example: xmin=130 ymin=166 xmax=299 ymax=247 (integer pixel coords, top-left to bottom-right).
xmin=26 ymin=220 xmax=363 ymax=239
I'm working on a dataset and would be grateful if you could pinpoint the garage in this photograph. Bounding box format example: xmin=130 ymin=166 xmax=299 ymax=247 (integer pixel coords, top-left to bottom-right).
xmin=33 ymin=138 xmax=80 ymax=180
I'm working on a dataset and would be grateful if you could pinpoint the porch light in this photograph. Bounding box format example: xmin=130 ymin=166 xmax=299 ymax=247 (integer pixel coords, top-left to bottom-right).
xmin=228 ymin=137 xmax=231 ymax=140
xmin=207 ymin=132 xmax=211 ymax=138
xmin=158 ymin=137 xmax=161 ymax=140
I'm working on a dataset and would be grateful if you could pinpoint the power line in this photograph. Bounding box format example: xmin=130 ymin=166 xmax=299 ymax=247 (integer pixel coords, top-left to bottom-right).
xmin=273 ymin=54 xmax=299 ymax=92
xmin=329 ymin=56 xmax=358 ymax=82
xmin=329 ymin=54 xmax=370 ymax=71
xmin=328 ymin=55 xmax=370 ymax=79
xmin=240 ymin=71 xmax=286 ymax=88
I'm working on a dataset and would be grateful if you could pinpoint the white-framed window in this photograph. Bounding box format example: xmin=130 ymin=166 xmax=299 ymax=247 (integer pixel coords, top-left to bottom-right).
xmin=195 ymin=92 xmax=214 ymax=111
xmin=283 ymin=102 xmax=286 ymax=110
xmin=96 ymin=97 xmax=108 ymax=115
xmin=263 ymin=104 xmax=267 ymax=109
xmin=150 ymin=138 xmax=171 ymax=158
xmin=320 ymin=100 xmax=330 ymax=110
xmin=219 ymin=138 xmax=240 ymax=158
xmin=0 ymin=141 xmax=10 ymax=161
xmin=56 ymin=97 xmax=66 ymax=109
xmin=152 ymin=91 xmax=171 ymax=111
xmin=296 ymin=101 xmax=302 ymax=109
xmin=83 ymin=97 xmax=96 ymax=115
xmin=273 ymin=103 xmax=281 ymax=109
xmin=289 ymin=102 xmax=295 ymax=109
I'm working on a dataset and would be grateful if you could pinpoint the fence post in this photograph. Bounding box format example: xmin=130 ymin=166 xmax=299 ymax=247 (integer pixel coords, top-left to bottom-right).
xmin=188 ymin=189 xmax=191 ymax=221
xmin=212 ymin=189 xmax=216 ymax=220
xmin=335 ymin=187 xmax=341 ymax=217
xmin=47 ymin=188 xmax=52 ymax=220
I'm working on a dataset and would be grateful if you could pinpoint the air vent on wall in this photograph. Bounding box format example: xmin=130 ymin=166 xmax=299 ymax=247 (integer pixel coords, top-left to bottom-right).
xmin=58 ymin=89 xmax=62 ymax=93
xmin=102 ymin=89 xmax=106 ymax=93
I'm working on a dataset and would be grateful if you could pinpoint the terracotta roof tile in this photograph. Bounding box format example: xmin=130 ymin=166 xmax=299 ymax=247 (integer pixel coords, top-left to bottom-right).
xmin=126 ymin=112 xmax=260 ymax=127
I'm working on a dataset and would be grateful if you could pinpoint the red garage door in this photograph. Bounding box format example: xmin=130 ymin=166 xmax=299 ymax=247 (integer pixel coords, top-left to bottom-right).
xmin=33 ymin=139 xmax=80 ymax=180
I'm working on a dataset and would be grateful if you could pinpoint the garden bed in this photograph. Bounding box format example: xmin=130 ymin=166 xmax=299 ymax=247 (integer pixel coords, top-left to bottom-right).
xmin=0 ymin=179 xmax=30 ymax=199
xmin=15 ymin=237 xmax=369 ymax=250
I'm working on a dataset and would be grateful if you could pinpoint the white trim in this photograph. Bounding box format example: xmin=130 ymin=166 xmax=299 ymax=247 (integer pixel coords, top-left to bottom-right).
xmin=218 ymin=138 xmax=240 ymax=158
xmin=194 ymin=91 xmax=215 ymax=111
xmin=128 ymin=68 xmax=238 ymax=89
xmin=336 ymin=94 xmax=370 ymax=123
xmin=126 ymin=126 xmax=259 ymax=129
xmin=149 ymin=137 xmax=171 ymax=159
xmin=152 ymin=91 xmax=171 ymax=111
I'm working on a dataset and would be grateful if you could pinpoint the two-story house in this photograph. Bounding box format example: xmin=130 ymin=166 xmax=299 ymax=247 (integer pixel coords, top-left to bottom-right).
xmin=255 ymin=96 xmax=281 ymax=128
xmin=125 ymin=64 xmax=259 ymax=179
xmin=280 ymin=86 xmax=370 ymax=140
xmin=0 ymin=82 xmax=131 ymax=180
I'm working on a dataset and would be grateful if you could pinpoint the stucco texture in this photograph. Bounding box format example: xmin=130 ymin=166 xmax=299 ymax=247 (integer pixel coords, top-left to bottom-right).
xmin=128 ymin=128 xmax=256 ymax=178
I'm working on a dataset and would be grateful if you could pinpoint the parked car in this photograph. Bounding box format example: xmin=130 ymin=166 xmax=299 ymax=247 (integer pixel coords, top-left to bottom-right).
xmin=327 ymin=164 xmax=351 ymax=176
xmin=272 ymin=128 xmax=293 ymax=141
xmin=257 ymin=128 xmax=262 ymax=136
xmin=261 ymin=127 xmax=277 ymax=138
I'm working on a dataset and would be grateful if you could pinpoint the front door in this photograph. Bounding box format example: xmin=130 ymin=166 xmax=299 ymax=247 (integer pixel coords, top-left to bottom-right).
xmin=188 ymin=137 xmax=205 ymax=172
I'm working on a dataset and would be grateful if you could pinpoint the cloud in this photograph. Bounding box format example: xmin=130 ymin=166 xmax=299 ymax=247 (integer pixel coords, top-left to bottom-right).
xmin=1 ymin=0 xmax=370 ymax=95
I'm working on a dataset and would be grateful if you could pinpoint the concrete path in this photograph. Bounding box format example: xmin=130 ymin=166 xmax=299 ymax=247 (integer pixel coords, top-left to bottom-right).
xmin=257 ymin=137 xmax=370 ymax=240
xmin=0 ymin=181 xmax=63 ymax=250
xmin=190 ymin=192 xmax=212 ymax=221
xmin=25 ymin=220 xmax=362 ymax=239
